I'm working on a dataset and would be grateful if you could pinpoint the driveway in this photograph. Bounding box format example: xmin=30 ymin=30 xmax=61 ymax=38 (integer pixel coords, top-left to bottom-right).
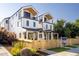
xmin=48 ymin=48 xmax=79 ymax=56
xmin=0 ymin=44 xmax=12 ymax=56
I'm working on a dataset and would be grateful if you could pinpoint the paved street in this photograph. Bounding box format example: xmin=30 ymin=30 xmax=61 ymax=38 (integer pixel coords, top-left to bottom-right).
xmin=49 ymin=48 xmax=79 ymax=56
xmin=0 ymin=45 xmax=12 ymax=56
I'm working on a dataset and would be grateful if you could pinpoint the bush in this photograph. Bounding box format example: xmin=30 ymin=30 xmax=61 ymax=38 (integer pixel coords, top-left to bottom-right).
xmin=10 ymin=41 xmax=26 ymax=56
xmin=12 ymin=41 xmax=26 ymax=49
xmin=0 ymin=27 xmax=16 ymax=45
xmin=10 ymin=47 xmax=20 ymax=56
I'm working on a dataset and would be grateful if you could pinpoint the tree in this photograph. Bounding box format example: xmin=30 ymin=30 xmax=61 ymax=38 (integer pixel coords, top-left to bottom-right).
xmin=53 ymin=19 xmax=79 ymax=38
xmin=0 ymin=27 xmax=16 ymax=45
xmin=53 ymin=19 xmax=65 ymax=37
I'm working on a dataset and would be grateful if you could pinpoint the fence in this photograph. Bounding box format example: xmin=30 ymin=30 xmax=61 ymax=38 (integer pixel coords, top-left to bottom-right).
xmin=24 ymin=38 xmax=79 ymax=50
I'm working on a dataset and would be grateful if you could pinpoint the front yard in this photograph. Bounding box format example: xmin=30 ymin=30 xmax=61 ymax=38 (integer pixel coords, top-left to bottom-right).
xmin=47 ymin=44 xmax=79 ymax=52
xmin=48 ymin=47 xmax=70 ymax=52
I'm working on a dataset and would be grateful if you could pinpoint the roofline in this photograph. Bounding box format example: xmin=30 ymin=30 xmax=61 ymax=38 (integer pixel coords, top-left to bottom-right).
xmin=22 ymin=5 xmax=39 ymax=14
xmin=10 ymin=5 xmax=39 ymax=18
xmin=0 ymin=17 xmax=10 ymax=25
xmin=38 ymin=12 xmax=53 ymax=18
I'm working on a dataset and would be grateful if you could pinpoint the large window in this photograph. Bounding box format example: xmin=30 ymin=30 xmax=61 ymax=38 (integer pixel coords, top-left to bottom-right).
xmin=19 ymin=33 xmax=21 ymax=38
xmin=44 ymin=17 xmax=47 ymax=22
xmin=33 ymin=22 xmax=36 ymax=27
xmin=24 ymin=12 xmax=31 ymax=19
xmin=26 ymin=20 xmax=29 ymax=26
xmin=39 ymin=34 xmax=42 ymax=38
xmin=23 ymin=32 xmax=26 ymax=39
xmin=28 ymin=33 xmax=33 ymax=40
xmin=50 ymin=25 xmax=52 ymax=30
xmin=46 ymin=24 xmax=48 ymax=29
xmin=6 ymin=20 xmax=9 ymax=24
xmin=17 ymin=22 xmax=20 ymax=27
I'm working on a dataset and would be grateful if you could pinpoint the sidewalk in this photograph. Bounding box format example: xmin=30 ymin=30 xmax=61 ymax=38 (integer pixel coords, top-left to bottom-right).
xmin=40 ymin=49 xmax=56 ymax=55
xmin=0 ymin=44 xmax=12 ymax=56
xmin=48 ymin=48 xmax=79 ymax=56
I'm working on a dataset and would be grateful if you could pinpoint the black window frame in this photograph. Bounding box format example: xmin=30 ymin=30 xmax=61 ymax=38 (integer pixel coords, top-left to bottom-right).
xmin=33 ymin=22 xmax=36 ymax=27
xmin=23 ymin=12 xmax=31 ymax=19
xmin=26 ymin=20 xmax=29 ymax=26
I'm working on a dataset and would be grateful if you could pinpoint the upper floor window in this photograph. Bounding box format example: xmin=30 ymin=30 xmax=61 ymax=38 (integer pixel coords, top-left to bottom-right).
xmin=32 ymin=17 xmax=36 ymax=20
xmin=17 ymin=22 xmax=20 ymax=27
xmin=24 ymin=12 xmax=31 ymax=19
xmin=39 ymin=19 xmax=42 ymax=23
xmin=46 ymin=24 xmax=48 ymax=29
xmin=33 ymin=22 xmax=36 ymax=27
xmin=6 ymin=20 xmax=8 ymax=24
xmin=50 ymin=25 xmax=52 ymax=30
xmin=26 ymin=20 xmax=29 ymax=26
xmin=44 ymin=17 xmax=47 ymax=22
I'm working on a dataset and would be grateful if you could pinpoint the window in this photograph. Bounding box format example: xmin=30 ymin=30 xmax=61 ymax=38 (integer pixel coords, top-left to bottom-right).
xmin=32 ymin=17 xmax=36 ymax=20
xmin=39 ymin=34 xmax=42 ymax=38
xmin=17 ymin=22 xmax=20 ymax=27
xmin=44 ymin=17 xmax=47 ymax=22
xmin=23 ymin=32 xmax=26 ymax=39
xmin=26 ymin=20 xmax=29 ymax=26
xmin=50 ymin=25 xmax=52 ymax=30
xmin=33 ymin=22 xmax=36 ymax=27
xmin=19 ymin=33 xmax=21 ymax=38
xmin=24 ymin=12 xmax=31 ymax=19
xmin=6 ymin=20 xmax=8 ymax=24
xmin=28 ymin=33 xmax=33 ymax=40
xmin=46 ymin=24 xmax=48 ymax=29
xmin=39 ymin=19 xmax=42 ymax=23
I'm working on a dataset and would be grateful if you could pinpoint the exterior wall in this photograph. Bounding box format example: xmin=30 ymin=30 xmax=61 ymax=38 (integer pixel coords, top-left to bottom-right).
xmin=7 ymin=9 xmax=26 ymax=39
xmin=43 ymin=22 xmax=53 ymax=30
xmin=0 ymin=18 xmax=9 ymax=30
xmin=21 ymin=18 xmax=38 ymax=29
xmin=0 ymin=6 xmax=54 ymax=41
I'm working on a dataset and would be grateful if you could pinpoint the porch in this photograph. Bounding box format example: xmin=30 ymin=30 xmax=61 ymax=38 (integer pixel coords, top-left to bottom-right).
xmin=18 ymin=30 xmax=54 ymax=41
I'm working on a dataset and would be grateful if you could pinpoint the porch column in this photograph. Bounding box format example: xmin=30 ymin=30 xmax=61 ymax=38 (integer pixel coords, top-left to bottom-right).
xmin=26 ymin=31 xmax=28 ymax=40
xmin=38 ymin=32 xmax=39 ymax=40
xmin=51 ymin=32 xmax=53 ymax=40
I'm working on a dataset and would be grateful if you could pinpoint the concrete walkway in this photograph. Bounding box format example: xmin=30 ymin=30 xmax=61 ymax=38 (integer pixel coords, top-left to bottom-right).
xmin=49 ymin=48 xmax=79 ymax=56
xmin=0 ymin=45 xmax=12 ymax=56
xmin=40 ymin=49 xmax=56 ymax=55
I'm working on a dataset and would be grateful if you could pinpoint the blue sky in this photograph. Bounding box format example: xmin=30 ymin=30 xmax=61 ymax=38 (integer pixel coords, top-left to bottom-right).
xmin=0 ymin=3 xmax=79 ymax=22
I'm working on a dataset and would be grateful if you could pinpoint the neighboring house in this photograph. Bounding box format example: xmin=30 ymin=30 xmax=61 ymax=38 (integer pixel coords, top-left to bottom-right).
xmin=0 ymin=5 xmax=53 ymax=41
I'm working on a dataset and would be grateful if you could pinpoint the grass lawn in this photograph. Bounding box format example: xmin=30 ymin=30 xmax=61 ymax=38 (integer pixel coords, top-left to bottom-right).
xmin=48 ymin=47 xmax=70 ymax=52
xmin=66 ymin=45 xmax=78 ymax=48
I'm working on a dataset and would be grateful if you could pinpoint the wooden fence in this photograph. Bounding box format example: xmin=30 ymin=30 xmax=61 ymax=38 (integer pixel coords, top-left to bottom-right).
xmin=24 ymin=38 xmax=79 ymax=50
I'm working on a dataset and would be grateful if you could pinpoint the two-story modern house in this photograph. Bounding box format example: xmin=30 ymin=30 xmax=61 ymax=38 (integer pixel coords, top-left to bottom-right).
xmin=0 ymin=5 xmax=53 ymax=41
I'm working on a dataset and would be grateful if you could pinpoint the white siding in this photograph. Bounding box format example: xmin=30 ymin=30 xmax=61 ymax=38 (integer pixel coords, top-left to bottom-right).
xmin=21 ymin=18 xmax=38 ymax=29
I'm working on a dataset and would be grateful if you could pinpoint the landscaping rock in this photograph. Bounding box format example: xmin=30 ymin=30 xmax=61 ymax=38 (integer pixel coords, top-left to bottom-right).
xmin=20 ymin=48 xmax=33 ymax=56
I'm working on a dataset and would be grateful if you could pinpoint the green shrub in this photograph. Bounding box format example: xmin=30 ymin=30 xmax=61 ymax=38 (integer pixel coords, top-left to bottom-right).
xmin=12 ymin=41 xmax=26 ymax=49
xmin=10 ymin=41 xmax=26 ymax=56
xmin=10 ymin=47 xmax=20 ymax=56
xmin=29 ymin=48 xmax=37 ymax=54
